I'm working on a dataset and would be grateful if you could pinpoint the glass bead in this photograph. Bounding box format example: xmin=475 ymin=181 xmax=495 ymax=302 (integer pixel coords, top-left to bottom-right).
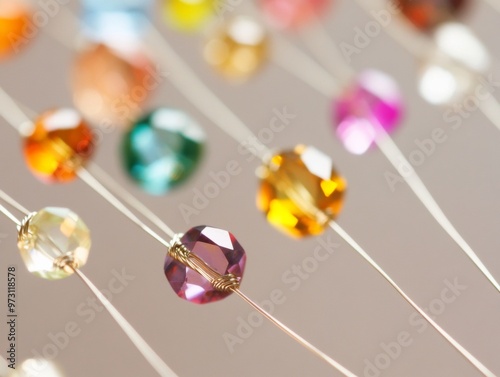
xmin=23 ymin=108 xmax=94 ymax=183
xmin=17 ymin=208 xmax=91 ymax=280
xmin=257 ymin=145 xmax=346 ymax=238
xmin=204 ymin=16 xmax=269 ymax=81
xmin=164 ymin=226 xmax=246 ymax=304
xmin=11 ymin=359 xmax=63 ymax=377
xmin=260 ymin=0 xmax=331 ymax=29
xmin=163 ymin=0 xmax=216 ymax=32
xmin=72 ymin=43 xmax=153 ymax=127
xmin=0 ymin=1 xmax=31 ymax=59
xmin=81 ymin=0 xmax=153 ymax=41
xmin=122 ymin=108 xmax=205 ymax=195
xmin=334 ymin=70 xmax=404 ymax=155
xmin=393 ymin=0 xmax=469 ymax=31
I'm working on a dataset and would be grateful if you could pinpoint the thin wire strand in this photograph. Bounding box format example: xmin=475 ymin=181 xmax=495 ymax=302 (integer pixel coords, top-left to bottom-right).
xmin=0 ymin=203 xmax=21 ymax=226
xmin=329 ymin=221 xmax=495 ymax=377
xmin=145 ymin=23 xmax=271 ymax=161
xmin=0 ymin=190 xmax=30 ymax=216
xmin=77 ymin=168 xmax=171 ymax=248
xmin=73 ymin=269 xmax=178 ymax=377
xmin=232 ymin=288 xmax=358 ymax=377
xmin=87 ymin=163 xmax=177 ymax=239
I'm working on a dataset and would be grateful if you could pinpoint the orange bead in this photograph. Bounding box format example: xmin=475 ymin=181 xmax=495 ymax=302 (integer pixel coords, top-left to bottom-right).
xmin=72 ymin=43 xmax=154 ymax=127
xmin=23 ymin=109 xmax=95 ymax=183
xmin=0 ymin=1 xmax=31 ymax=59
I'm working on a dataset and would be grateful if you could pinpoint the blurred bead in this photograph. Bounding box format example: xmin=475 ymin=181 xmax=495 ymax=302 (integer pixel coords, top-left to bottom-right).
xmin=164 ymin=226 xmax=246 ymax=304
xmin=23 ymin=109 xmax=94 ymax=183
xmin=81 ymin=0 xmax=153 ymax=41
xmin=204 ymin=16 xmax=268 ymax=81
xmin=72 ymin=43 xmax=154 ymax=127
xmin=122 ymin=108 xmax=205 ymax=195
xmin=12 ymin=359 xmax=63 ymax=377
xmin=334 ymin=70 xmax=404 ymax=155
xmin=164 ymin=0 xmax=216 ymax=32
xmin=433 ymin=22 xmax=490 ymax=73
xmin=418 ymin=57 xmax=475 ymax=105
xmin=260 ymin=0 xmax=330 ymax=29
xmin=17 ymin=208 xmax=91 ymax=280
xmin=394 ymin=0 xmax=469 ymax=31
xmin=0 ymin=1 xmax=31 ymax=59
xmin=257 ymin=145 xmax=346 ymax=238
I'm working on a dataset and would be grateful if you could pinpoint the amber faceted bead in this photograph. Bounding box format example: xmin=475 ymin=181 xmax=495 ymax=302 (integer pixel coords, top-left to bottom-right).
xmin=0 ymin=1 xmax=31 ymax=59
xmin=393 ymin=0 xmax=469 ymax=31
xmin=204 ymin=16 xmax=268 ymax=81
xmin=23 ymin=109 xmax=95 ymax=183
xmin=72 ymin=43 xmax=153 ymax=126
xmin=257 ymin=145 xmax=346 ymax=238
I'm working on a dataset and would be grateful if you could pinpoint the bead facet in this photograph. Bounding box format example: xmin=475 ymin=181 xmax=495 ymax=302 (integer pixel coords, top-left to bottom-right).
xmin=260 ymin=0 xmax=330 ymax=29
xmin=122 ymin=108 xmax=205 ymax=195
xmin=72 ymin=43 xmax=153 ymax=127
xmin=23 ymin=108 xmax=94 ymax=183
xmin=163 ymin=0 xmax=216 ymax=32
xmin=393 ymin=0 xmax=469 ymax=31
xmin=257 ymin=145 xmax=346 ymax=238
xmin=17 ymin=208 xmax=91 ymax=280
xmin=204 ymin=16 xmax=268 ymax=81
xmin=0 ymin=1 xmax=31 ymax=59
xmin=164 ymin=226 xmax=246 ymax=304
xmin=334 ymin=70 xmax=404 ymax=155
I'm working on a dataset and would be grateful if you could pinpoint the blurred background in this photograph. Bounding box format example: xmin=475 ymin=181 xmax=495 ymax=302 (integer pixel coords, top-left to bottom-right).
xmin=1 ymin=0 xmax=500 ymax=376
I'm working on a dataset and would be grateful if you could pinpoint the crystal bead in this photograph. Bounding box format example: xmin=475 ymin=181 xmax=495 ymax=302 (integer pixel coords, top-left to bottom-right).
xmin=122 ymin=108 xmax=205 ymax=195
xmin=81 ymin=0 xmax=153 ymax=41
xmin=393 ymin=0 xmax=469 ymax=31
xmin=72 ymin=43 xmax=153 ymax=127
xmin=163 ymin=0 xmax=216 ymax=32
xmin=260 ymin=0 xmax=330 ymax=29
xmin=23 ymin=108 xmax=94 ymax=183
xmin=17 ymin=208 xmax=91 ymax=280
xmin=164 ymin=226 xmax=247 ymax=304
xmin=334 ymin=70 xmax=404 ymax=155
xmin=257 ymin=145 xmax=346 ymax=238
xmin=0 ymin=1 xmax=30 ymax=59
xmin=204 ymin=16 xmax=269 ymax=81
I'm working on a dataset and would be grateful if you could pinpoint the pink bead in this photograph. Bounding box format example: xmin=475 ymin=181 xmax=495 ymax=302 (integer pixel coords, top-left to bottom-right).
xmin=333 ymin=70 xmax=404 ymax=155
xmin=260 ymin=0 xmax=331 ymax=29
xmin=164 ymin=226 xmax=246 ymax=304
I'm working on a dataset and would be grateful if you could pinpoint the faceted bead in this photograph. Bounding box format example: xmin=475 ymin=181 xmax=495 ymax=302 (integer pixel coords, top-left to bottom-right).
xmin=81 ymin=0 xmax=153 ymax=41
xmin=260 ymin=0 xmax=331 ymax=29
xmin=334 ymin=70 xmax=404 ymax=155
xmin=0 ymin=1 xmax=31 ymax=59
xmin=72 ymin=43 xmax=153 ymax=127
xmin=393 ymin=0 xmax=469 ymax=31
xmin=163 ymin=0 xmax=216 ymax=32
xmin=23 ymin=108 xmax=94 ymax=183
xmin=204 ymin=16 xmax=269 ymax=81
xmin=164 ymin=226 xmax=246 ymax=304
xmin=17 ymin=208 xmax=91 ymax=280
xmin=122 ymin=108 xmax=205 ymax=195
xmin=257 ymin=145 xmax=346 ymax=238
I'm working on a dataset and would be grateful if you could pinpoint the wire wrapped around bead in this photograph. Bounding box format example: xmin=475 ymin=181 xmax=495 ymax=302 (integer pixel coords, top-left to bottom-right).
xmin=168 ymin=234 xmax=240 ymax=293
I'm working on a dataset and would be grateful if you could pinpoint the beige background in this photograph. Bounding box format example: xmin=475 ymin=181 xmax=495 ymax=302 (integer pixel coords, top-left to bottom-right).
xmin=1 ymin=1 xmax=500 ymax=376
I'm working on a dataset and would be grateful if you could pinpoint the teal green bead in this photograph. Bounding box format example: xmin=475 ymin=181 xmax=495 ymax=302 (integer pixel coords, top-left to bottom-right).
xmin=122 ymin=108 xmax=205 ymax=195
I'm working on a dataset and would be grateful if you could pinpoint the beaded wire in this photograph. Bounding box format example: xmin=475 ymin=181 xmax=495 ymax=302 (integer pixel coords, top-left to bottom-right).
xmin=0 ymin=91 xmax=356 ymax=377
xmin=0 ymin=190 xmax=177 ymax=377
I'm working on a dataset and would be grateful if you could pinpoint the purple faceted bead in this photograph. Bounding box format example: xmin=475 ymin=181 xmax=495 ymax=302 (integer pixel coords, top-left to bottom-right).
xmin=334 ymin=70 xmax=404 ymax=155
xmin=164 ymin=226 xmax=247 ymax=304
